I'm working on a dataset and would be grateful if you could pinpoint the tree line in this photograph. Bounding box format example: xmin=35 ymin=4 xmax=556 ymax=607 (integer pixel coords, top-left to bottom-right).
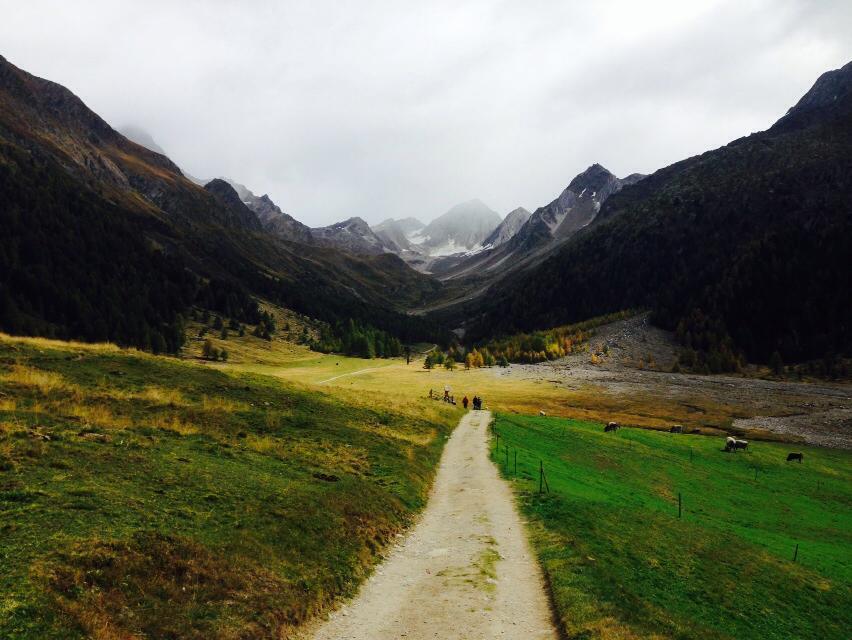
xmin=309 ymin=318 xmax=404 ymax=359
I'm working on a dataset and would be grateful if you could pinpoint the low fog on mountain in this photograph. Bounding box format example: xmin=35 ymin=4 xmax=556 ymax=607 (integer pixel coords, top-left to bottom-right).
xmin=2 ymin=1 xmax=850 ymax=226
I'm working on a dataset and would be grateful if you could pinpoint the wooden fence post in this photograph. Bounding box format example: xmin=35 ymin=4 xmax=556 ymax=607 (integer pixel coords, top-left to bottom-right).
xmin=793 ymin=543 xmax=799 ymax=562
xmin=539 ymin=460 xmax=543 ymax=494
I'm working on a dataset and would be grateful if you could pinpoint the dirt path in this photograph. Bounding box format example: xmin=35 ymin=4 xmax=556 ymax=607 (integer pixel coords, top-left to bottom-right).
xmin=310 ymin=410 xmax=557 ymax=640
xmin=317 ymin=365 xmax=392 ymax=384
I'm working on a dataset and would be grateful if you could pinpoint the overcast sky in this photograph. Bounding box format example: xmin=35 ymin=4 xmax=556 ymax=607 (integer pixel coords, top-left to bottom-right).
xmin=2 ymin=1 xmax=851 ymax=225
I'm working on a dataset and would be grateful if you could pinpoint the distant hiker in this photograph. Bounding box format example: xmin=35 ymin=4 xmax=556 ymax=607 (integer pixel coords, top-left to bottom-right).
xmin=444 ymin=385 xmax=450 ymax=401
xmin=463 ymin=396 xmax=469 ymax=409
xmin=429 ymin=388 xmax=433 ymax=399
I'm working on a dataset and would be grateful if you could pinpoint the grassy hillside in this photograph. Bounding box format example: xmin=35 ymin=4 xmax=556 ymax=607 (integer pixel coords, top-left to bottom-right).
xmin=0 ymin=334 xmax=458 ymax=639
xmin=490 ymin=414 xmax=851 ymax=639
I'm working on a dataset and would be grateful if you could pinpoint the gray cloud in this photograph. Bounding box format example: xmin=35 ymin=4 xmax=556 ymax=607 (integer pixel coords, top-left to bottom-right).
xmin=2 ymin=0 xmax=850 ymax=225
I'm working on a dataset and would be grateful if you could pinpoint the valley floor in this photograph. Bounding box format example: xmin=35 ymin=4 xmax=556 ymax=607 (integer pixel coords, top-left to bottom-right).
xmin=217 ymin=313 xmax=851 ymax=450
xmin=3 ymin=312 xmax=850 ymax=639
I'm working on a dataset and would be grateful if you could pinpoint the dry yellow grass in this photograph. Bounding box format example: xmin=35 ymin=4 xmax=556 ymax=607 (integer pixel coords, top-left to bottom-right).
xmin=133 ymin=386 xmax=187 ymax=406
xmin=64 ymin=404 xmax=133 ymax=431
xmin=244 ymin=434 xmax=369 ymax=474
xmin=0 ymin=313 xmax=757 ymax=439
xmin=103 ymin=385 xmax=188 ymax=406
xmin=225 ymin=349 xmax=746 ymax=434
xmin=149 ymin=414 xmax=201 ymax=436
xmin=200 ymin=395 xmax=247 ymax=413
xmin=182 ymin=302 xmax=320 ymax=366
xmin=0 ymin=332 xmax=123 ymax=353
xmin=1 ymin=364 xmax=78 ymax=395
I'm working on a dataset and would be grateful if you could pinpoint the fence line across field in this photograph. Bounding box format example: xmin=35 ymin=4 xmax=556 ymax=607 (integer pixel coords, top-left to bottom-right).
xmin=488 ymin=419 xmax=809 ymax=566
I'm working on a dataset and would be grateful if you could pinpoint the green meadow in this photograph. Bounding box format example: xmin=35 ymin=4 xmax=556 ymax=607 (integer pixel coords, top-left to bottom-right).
xmin=490 ymin=414 xmax=852 ymax=640
xmin=0 ymin=335 xmax=457 ymax=639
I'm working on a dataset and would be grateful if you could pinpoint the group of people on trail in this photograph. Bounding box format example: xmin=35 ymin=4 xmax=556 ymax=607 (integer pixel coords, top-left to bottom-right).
xmin=429 ymin=387 xmax=457 ymax=405
xmin=462 ymin=395 xmax=482 ymax=410
xmin=429 ymin=388 xmax=483 ymax=410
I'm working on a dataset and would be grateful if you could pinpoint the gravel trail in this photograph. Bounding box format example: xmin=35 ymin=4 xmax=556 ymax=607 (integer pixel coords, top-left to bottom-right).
xmin=311 ymin=410 xmax=557 ymax=640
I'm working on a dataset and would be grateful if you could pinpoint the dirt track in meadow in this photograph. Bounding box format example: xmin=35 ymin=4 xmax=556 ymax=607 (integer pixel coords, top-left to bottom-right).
xmin=309 ymin=410 xmax=557 ymax=640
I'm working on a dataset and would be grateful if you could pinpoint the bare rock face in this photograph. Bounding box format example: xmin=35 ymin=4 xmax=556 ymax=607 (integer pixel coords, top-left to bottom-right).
xmin=511 ymin=164 xmax=642 ymax=252
xmin=312 ymin=217 xmax=390 ymax=255
xmin=482 ymin=207 xmax=531 ymax=249
xmin=203 ymin=179 xmax=262 ymax=231
xmin=225 ymin=179 xmax=314 ymax=244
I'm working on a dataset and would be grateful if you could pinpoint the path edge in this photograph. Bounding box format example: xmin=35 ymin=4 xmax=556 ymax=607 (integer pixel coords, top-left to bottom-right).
xmin=295 ymin=409 xmax=463 ymax=639
xmin=485 ymin=412 xmax=570 ymax=640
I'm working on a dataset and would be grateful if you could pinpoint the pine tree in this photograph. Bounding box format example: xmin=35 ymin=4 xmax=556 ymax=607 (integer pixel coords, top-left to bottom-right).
xmin=769 ymin=351 xmax=784 ymax=376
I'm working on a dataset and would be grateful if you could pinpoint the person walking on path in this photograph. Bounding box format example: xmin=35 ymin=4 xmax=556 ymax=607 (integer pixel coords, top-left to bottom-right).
xmin=462 ymin=396 xmax=469 ymax=409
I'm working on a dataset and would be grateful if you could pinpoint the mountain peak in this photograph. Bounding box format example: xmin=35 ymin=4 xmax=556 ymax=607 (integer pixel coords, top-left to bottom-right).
xmin=118 ymin=125 xmax=167 ymax=156
xmin=567 ymin=163 xmax=616 ymax=193
xmin=482 ymin=207 xmax=532 ymax=249
xmin=204 ymin=179 xmax=262 ymax=230
xmin=221 ymin=178 xmax=314 ymax=243
xmin=310 ymin=216 xmax=393 ymax=255
xmin=418 ymin=200 xmax=501 ymax=256
xmin=334 ymin=216 xmax=371 ymax=231
xmin=773 ymin=60 xmax=852 ymax=131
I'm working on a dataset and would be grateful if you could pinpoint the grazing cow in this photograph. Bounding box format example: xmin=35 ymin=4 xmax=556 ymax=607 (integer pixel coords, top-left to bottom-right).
xmin=605 ymin=422 xmax=619 ymax=433
xmin=786 ymin=452 xmax=803 ymax=463
xmin=725 ymin=437 xmax=749 ymax=452
xmin=670 ymin=425 xmax=683 ymax=434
